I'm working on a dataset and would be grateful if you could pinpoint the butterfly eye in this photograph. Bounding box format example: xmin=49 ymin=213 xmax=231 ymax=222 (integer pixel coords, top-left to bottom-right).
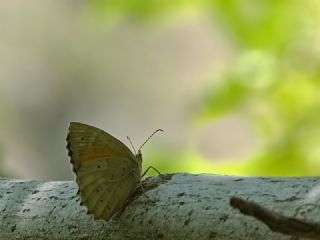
xmin=136 ymin=151 xmax=142 ymax=162
xmin=96 ymin=188 xmax=100 ymax=193
xmin=97 ymin=165 xmax=100 ymax=168
xmin=81 ymin=137 xmax=84 ymax=141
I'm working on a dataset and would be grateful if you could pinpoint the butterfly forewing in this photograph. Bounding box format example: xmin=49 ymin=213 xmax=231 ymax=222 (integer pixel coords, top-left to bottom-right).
xmin=67 ymin=122 xmax=142 ymax=220
xmin=67 ymin=122 xmax=137 ymax=172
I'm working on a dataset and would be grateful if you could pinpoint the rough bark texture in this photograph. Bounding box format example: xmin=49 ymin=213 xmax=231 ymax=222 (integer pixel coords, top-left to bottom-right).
xmin=0 ymin=173 xmax=319 ymax=240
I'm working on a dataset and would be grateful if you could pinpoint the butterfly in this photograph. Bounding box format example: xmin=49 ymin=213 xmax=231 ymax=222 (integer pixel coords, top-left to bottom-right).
xmin=66 ymin=122 xmax=162 ymax=220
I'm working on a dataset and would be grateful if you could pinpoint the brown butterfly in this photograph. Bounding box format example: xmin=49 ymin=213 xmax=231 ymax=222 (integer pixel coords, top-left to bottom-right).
xmin=66 ymin=122 xmax=162 ymax=220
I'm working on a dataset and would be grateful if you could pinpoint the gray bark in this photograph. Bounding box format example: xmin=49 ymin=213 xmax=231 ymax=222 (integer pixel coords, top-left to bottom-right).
xmin=0 ymin=173 xmax=319 ymax=240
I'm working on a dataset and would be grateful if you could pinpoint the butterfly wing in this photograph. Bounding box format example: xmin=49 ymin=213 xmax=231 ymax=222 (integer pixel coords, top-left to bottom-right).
xmin=66 ymin=122 xmax=142 ymax=220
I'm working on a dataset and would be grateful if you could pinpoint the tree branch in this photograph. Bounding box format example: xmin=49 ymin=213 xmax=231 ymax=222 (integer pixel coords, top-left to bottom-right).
xmin=230 ymin=197 xmax=320 ymax=239
xmin=1 ymin=174 xmax=319 ymax=239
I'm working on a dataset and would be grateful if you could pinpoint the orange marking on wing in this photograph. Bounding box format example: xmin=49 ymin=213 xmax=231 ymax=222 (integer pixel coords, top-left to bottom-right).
xmin=82 ymin=147 xmax=117 ymax=162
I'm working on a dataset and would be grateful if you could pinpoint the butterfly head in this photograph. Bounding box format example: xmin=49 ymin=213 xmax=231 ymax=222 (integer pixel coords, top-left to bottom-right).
xmin=136 ymin=149 xmax=142 ymax=162
xmin=128 ymin=128 xmax=163 ymax=163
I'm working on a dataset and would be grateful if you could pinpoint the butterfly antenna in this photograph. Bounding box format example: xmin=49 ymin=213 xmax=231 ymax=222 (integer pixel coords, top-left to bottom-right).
xmin=127 ymin=136 xmax=137 ymax=155
xmin=138 ymin=129 xmax=163 ymax=151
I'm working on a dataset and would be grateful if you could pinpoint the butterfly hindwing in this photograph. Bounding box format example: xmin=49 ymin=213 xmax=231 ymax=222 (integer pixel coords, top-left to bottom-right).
xmin=92 ymin=171 xmax=139 ymax=220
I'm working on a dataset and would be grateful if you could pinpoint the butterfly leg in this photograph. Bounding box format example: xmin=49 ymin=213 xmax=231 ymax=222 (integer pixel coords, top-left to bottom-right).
xmin=136 ymin=182 xmax=157 ymax=205
xmin=112 ymin=183 xmax=149 ymax=221
xmin=121 ymin=182 xmax=155 ymax=207
xmin=113 ymin=183 xmax=156 ymax=221
xmin=141 ymin=166 xmax=161 ymax=178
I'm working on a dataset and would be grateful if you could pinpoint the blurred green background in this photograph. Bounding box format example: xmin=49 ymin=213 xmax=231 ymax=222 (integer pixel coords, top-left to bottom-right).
xmin=0 ymin=0 xmax=319 ymax=180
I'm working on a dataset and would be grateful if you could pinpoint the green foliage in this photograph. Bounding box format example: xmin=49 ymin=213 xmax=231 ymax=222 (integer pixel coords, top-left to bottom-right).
xmin=211 ymin=0 xmax=300 ymax=51
xmin=87 ymin=0 xmax=320 ymax=176
xmin=89 ymin=0 xmax=197 ymax=22
xmin=195 ymin=0 xmax=320 ymax=175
